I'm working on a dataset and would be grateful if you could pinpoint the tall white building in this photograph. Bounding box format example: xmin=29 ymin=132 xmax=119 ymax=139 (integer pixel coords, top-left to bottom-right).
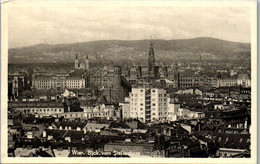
xmin=129 ymin=88 xmax=169 ymax=123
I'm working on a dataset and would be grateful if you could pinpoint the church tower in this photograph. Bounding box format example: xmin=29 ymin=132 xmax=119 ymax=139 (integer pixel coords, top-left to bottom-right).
xmin=75 ymin=53 xmax=79 ymax=69
xmin=85 ymin=54 xmax=89 ymax=70
xmin=148 ymin=40 xmax=155 ymax=78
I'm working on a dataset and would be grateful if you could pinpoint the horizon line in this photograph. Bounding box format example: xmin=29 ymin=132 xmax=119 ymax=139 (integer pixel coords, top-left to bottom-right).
xmin=9 ymin=36 xmax=251 ymax=49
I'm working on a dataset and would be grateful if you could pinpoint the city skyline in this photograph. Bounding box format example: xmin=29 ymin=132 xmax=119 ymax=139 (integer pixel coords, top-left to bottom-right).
xmin=3 ymin=0 xmax=256 ymax=161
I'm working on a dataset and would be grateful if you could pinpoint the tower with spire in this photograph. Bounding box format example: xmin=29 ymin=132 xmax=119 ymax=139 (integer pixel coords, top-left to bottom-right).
xmin=75 ymin=53 xmax=79 ymax=69
xmin=148 ymin=40 xmax=155 ymax=78
xmin=85 ymin=54 xmax=89 ymax=70
xmin=74 ymin=53 xmax=90 ymax=70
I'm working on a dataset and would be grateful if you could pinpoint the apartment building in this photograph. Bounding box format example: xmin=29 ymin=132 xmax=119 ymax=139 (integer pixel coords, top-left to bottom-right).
xmin=8 ymin=101 xmax=64 ymax=116
xmin=32 ymin=74 xmax=86 ymax=90
xmin=129 ymin=88 xmax=169 ymax=123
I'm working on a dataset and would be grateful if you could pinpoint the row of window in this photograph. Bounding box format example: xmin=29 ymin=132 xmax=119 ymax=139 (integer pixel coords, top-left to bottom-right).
xmin=34 ymin=85 xmax=85 ymax=89
xmin=33 ymin=80 xmax=84 ymax=83
xmin=24 ymin=108 xmax=63 ymax=113
xmin=36 ymin=82 xmax=84 ymax=85
xmin=63 ymin=112 xmax=109 ymax=118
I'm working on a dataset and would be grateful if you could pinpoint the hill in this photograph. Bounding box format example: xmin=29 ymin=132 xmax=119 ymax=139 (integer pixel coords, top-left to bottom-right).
xmin=8 ymin=37 xmax=250 ymax=64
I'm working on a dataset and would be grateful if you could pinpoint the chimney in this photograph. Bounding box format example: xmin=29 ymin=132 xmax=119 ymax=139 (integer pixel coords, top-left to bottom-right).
xmin=47 ymin=135 xmax=53 ymax=140
xmin=244 ymin=120 xmax=248 ymax=129
xmin=65 ymin=136 xmax=71 ymax=142
xmin=42 ymin=130 xmax=47 ymax=138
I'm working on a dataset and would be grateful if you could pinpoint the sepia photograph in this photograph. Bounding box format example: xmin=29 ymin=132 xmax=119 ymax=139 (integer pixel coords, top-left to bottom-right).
xmin=1 ymin=0 xmax=257 ymax=163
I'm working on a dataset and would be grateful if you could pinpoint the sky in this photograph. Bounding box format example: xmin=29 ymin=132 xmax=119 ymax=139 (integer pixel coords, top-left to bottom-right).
xmin=7 ymin=1 xmax=252 ymax=48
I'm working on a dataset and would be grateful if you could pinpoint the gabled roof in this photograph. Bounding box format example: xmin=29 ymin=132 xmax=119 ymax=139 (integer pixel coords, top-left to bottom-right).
xmin=109 ymin=121 xmax=130 ymax=129
xmin=216 ymin=133 xmax=250 ymax=149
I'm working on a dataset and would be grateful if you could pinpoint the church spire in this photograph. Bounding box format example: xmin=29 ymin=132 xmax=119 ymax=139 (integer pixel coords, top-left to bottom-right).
xmin=150 ymin=36 xmax=154 ymax=51
xmin=86 ymin=54 xmax=88 ymax=59
xmin=148 ymin=38 xmax=155 ymax=78
xmin=75 ymin=53 xmax=78 ymax=59
xmin=150 ymin=40 xmax=154 ymax=51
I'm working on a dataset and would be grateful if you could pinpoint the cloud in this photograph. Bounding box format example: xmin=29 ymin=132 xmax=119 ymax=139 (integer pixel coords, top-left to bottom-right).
xmin=8 ymin=1 xmax=251 ymax=48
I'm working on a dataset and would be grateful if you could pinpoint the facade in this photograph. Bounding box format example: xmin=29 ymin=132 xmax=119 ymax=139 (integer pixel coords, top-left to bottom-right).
xmin=178 ymin=73 xmax=203 ymax=88
xmin=8 ymin=101 xmax=64 ymax=116
xmin=8 ymin=72 xmax=28 ymax=99
xmin=32 ymin=74 xmax=86 ymax=90
xmin=56 ymin=104 xmax=116 ymax=120
xmin=75 ymin=54 xmax=89 ymax=70
xmin=167 ymin=103 xmax=181 ymax=121
xmin=129 ymin=88 xmax=169 ymax=123
xmin=89 ymin=66 xmax=122 ymax=88
xmin=119 ymin=99 xmax=131 ymax=119
xmin=217 ymin=78 xmax=238 ymax=87
xmin=237 ymin=74 xmax=251 ymax=87
xmin=82 ymin=104 xmax=115 ymax=119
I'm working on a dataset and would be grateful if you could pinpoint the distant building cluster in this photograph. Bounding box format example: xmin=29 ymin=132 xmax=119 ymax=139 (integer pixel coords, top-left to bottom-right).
xmin=8 ymin=40 xmax=251 ymax=158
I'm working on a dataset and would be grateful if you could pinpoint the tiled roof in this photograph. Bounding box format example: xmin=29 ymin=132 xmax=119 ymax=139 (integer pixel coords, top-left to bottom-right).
xmin=109 ymin=121 xmax=130 ymax=129
xmin=216 ymin=133 xmax=250 ymax=149
xmin=53 ymin=121 xmax=87 ymax=130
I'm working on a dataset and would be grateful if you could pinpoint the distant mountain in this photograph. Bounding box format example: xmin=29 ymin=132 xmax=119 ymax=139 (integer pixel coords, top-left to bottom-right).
xmin=8 ymin=37 xmax=250 ymax=63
